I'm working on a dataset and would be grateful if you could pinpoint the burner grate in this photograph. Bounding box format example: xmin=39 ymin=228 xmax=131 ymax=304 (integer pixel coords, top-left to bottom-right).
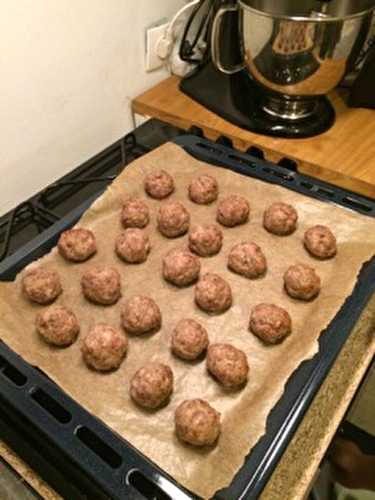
xmin=0 ymin=132 xmax=151 ymax=263
xmin=0 ymin=202 xmax=59 ymax=262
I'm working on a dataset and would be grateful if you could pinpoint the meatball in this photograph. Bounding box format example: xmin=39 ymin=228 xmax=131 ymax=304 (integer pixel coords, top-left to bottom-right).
xmin=175 ymin=399 xmax=221 ymax=447
xmin=36 ymin=306 xmax=80 ymax=347
xmin=81 ymin=266 xmax=121 ymax=305
xmin=22 ymin=267 xmax=62 ymax=305
xmin=157 ymin=201 xmax=190 ymax=238
xmin=121 ymin=198 xmax=149 ymax=229
xmin=81 ymin=324 xmax=127 ymax=371
xmin=284 ymin=263 xmax=321 ymax=301
xmin=188 ymin=175 xmax=218 ymax=205
xmin=216 ymin=195 xmax=250 ymax=227
xmin=130 ymin=363 xmax=173 ymax=409
xmin=162 ymin=248 xmax=200 ymax=287
xmin=263 ymin=202 xmax=298 ymax=236
xmin=144 ymin=170 xmax=174 ymax=199
xmin=188 ymin=224 xmax=223 ymax=257
xmin=207 ymin=344 xmax=249 ymax=389
xmin=121 ymin=295 xmax=161 ymax=335
xmin=228 ymin=242 xmax=267 ymax=279
xmin=195 ymin=273 xmax=232 ymax=314
xmin=249 ymin=304 xmax=292 ymax=344
xmin=171 ymin=319 xmax=209 ymax=361
xmin=57 ymin=228 xmax=96 ymax=263
xmin=115 ymin=229 xmax=151 ymax=264
xmin=304 ymin=225 xmax=337 ymax=259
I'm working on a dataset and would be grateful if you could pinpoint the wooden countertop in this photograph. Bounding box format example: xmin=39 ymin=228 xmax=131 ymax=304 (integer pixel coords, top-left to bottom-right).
xmin=133 ymin=76 xmax=375 ymax=199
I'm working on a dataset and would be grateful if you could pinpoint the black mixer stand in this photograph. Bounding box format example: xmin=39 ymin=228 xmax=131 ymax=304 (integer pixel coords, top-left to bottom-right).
xmin=180 ymin=61 xmax=335 ymax=139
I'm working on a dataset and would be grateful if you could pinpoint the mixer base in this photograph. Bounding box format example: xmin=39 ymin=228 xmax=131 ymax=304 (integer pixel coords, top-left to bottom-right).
xmin=180 ymin=62 xmax=336 ymax=139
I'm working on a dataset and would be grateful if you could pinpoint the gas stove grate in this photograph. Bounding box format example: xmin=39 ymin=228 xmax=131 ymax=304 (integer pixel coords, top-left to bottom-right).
xmin=0 ymin=132 xmax=150 ymax=263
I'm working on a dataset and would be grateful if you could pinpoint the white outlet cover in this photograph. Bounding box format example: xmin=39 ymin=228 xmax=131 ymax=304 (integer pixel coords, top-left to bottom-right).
xmin=145 ymin=22 xmax=169 ymax=72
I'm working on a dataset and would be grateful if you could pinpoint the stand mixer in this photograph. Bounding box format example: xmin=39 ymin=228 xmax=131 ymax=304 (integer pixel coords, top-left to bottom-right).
xmin=179 ymin=0 xmax=375 ymax=138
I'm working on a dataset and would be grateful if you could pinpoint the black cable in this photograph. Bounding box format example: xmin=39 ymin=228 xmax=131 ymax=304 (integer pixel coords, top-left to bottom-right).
xmin=179 ymin=0 xmax=214 ymax=63
xmin=179 ymin=1 xmax=204 ymax=61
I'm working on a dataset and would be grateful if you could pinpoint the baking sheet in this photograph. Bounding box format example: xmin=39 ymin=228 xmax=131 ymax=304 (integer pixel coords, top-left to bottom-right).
xmin=0 ymin=143 xmax=375 ymax=499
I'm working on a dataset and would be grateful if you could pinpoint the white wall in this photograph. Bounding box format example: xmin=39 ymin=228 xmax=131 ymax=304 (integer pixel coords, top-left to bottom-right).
xmin=0 ymin=0 xmax=184 ymax=215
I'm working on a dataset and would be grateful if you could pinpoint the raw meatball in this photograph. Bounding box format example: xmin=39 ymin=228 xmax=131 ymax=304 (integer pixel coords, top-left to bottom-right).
xmin=144 ymin=170 xmax=174 ymax=199
xmin=188 ymin=175 xmax=218 ymax=205
xmin=217 ymin=195 xmax=250 ymax=227
xmin=81 ymin=266 xmax=121 ymax=305
xmin=121 ymin=295 xmax=161 ymax=335
xmin=175 ymin=399 xmax=221 ymax=447
xmin=171 ymin=319 xmax=209 ymax=360
xmin=157 ymin=201 xmax=190 ymax=238
xmin=228 ymin=242 xmax=267 ymax=279
xmin=162 ymin=248 xmax=200 ymax=287
xmin=115 ymin=229 xmax=151 ymax=264
xmin=304 ymin=225 xmax=337 ymax=259
xmin=81 ymin=324 xmax=127 ymax=371
xmin=249 ymin=304 xmax=292 ymax=344
xmin=263 ymin=202 xmax=298 ymax=236
xmin=284 ymin=263 xmax=321 ymax=301
xmin=195 ymin=273 xmax=232 ymax=314
xmin=22 ymin=267 xmax=62 ymax=305
xmin=188 ymin=224 xmax=223 ymax=257
xmin=36 ymin=306 xmax=80 ymax=347
xmin=207 ymin=344 xmax=249 ymax=389
xmin=121 ymin=198 xmax=149 ymax=229
xmin=58 ymin=228 xmax=96 ymax=263
xmin=130 ymin=363 xmax=173 ymax=409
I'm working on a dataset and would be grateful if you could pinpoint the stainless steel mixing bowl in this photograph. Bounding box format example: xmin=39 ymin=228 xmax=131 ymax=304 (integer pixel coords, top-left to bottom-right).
xmin=212 ymin=0 xmax=375 ymax=120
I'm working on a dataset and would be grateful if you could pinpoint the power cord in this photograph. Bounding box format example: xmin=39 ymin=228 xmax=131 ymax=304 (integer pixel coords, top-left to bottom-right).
xmin=156 ymin=0 xmax=201 ymax=62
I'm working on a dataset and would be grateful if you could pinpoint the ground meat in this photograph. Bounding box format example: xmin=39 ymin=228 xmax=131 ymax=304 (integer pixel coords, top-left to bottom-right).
xmin=188 ymin=175 xmax=219 ymax=205
xmin=81 ymin=324 xmax=127 ymax=371
xmin=188 ymin=224 xmax=223 ymax=257
xmin=171 ymin=319 xmax=209 ymax=360
xmin=144 ymin=170 xmax=175 ymax=199
xmin=36 ymin=306 xmax=80 ymax=347
xmin=81 ymin=266 xmax=121 ymax=305
xmin=304 ymin=225 xmax=337 ymax=259
xmin=249 ymin=304 xmax=292 ymax=344
xmin=162 ymin=248 xmax=200 ymax=287
xmin=263 ymin=202 xmax=298 ymax=236
xmin=130 ymin=363 xmax=173 ymax=409
xmin=284 ymin=263 xmax=321 ymax=301
xmin=57 ymin=228 xmax=97 ymax=263
xmin=157 ymin=201 xmax=190 ymax=238
xmin=228 ymin=242 xmax=267 ymax=279
xmin=121 ymin=198 xmax=150 ymax=229
xmin=121 ymin=295 xmax=162 ymax=335
xmin=115 ymin=229 xmax=151 ymax=264
xmin=216 ymin=195 xmax=250 ymax=227
xmin=22 ymin=267 xmax=62 ymax=305
xmin=207 ymin=344 xmax=249 ymax=389
xmin=195 ymin=273 xmax=232 ymax=314
xmin=175 ymin=399 xmax=221 ymax=447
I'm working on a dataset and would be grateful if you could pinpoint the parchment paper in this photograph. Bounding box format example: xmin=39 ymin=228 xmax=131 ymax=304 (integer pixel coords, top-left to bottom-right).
xmin=1 ymin=143 xmax=375 ymax=499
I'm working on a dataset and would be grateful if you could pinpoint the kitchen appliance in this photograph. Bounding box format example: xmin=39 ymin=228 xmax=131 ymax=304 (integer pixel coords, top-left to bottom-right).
xmin=180 ymin=0 xmax=375 ymax=137
xmin=349 ymin=42 xmax=375 ymax=108
xmin=0 ymin=120 xmax=374 ymax=499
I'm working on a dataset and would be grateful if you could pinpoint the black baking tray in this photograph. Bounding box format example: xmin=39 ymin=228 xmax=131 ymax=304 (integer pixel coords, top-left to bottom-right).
xmin=0 ymin=135 xmax=374 ymax=500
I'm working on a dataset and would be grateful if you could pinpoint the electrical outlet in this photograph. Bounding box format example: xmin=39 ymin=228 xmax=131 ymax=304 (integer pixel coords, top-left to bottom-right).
xmin=145 ymin=21 xmax=170 ymax=72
